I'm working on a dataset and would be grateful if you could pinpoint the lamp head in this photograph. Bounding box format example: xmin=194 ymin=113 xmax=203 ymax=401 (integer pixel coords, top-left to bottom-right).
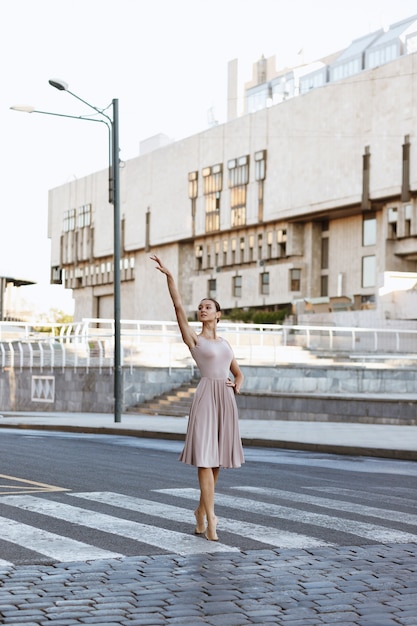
xmin=10 ymin=105 xmax=36 ymax=113
xmin=49 ymin=78 xmax=69 ymax=91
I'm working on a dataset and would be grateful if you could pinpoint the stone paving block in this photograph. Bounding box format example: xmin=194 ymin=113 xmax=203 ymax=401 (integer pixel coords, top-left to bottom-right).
xmin=204 ymin=614 xmax=251 ymax=626
xmin=359 ymin=615 xmax=402 ymax=626
xmin=122 ymin=619 xmax=166 ymax=626
xmin=317 ymin=611 xmax=359 ymax=623
xmin=39 ymin=621 xmax=81 ymax=626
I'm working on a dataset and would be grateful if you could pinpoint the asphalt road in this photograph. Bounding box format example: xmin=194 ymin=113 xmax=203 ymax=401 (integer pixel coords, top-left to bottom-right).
xmin=1 ymin=429 xmax=416 ymax=565
xmin=1 ymin=429 xmax=417 ymax=625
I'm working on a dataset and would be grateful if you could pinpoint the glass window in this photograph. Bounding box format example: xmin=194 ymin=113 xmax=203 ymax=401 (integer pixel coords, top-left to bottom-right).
xmin=233 ymin=275 xmax=242 ymax=297
xmin=228 ymin=156 xmax=249 ymax=227
xmin=260 ymin=272 xmax=270 ymax=295
xmin=320 ymin=275 xmax=328 ymax=297
xmin=362 ymin=255 xmax=376 ymax=288
xmin=208 ymin=279 xmax=216 ymax=299
xmin=77 ymin=204 xmax=91 ymax=228
xmin=387 ymin=207 xmax=398 ymax=239
xmin=188 ymin=171 xmax=198 ymax=199
xmin=404 ymin=204 xmax=412 ymax=237
xmin=203 ymin=164 xmax=222 ymax=233
xmin=363 ymin=215 xmax=376 ymax=246
xmin=388 ymin=207 xmax=398 ymax=223
xmin=290 ymin=268 xmax=301 ymax=291
xmin=63 ymin=209 xmax=76 ymax=232
xmin=254 ymin=150 xmax=267 ymax=181
xmin=321 ymin=237 xmax=329 ymax=269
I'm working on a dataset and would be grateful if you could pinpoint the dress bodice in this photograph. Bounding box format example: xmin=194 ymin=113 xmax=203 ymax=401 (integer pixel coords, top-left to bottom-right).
xmin=190 ymin=336 xmax=233 ymax=379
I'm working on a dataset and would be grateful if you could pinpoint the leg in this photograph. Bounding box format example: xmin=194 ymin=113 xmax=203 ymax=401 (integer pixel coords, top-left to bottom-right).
xmin=194 ymin=467 xmax=220 ymax=532
xmin=196 ymin=467 xmax=219 ymax=541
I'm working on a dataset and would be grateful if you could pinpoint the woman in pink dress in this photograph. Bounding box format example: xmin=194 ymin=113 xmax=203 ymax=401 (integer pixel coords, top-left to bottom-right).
xmin=151 ymin=254 xmax=244 ymax=541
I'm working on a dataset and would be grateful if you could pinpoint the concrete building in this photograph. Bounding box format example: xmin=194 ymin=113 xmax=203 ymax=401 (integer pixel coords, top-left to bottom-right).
xmin=48 ymin=20 xmax=417 ymax=325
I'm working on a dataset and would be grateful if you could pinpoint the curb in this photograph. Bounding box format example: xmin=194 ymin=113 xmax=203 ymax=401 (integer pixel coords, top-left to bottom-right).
xmin=0 ymin=422 xmax=415 ymax=461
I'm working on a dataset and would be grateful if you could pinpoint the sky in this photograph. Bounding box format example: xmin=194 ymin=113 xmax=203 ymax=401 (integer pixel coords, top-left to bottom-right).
xmin=1 ymin=0 xmax=417 ymax=317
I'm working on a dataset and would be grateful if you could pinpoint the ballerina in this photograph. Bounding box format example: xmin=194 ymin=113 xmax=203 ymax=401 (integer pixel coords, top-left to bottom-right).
xmin=151 ymin=254 xmax=244 ymax=541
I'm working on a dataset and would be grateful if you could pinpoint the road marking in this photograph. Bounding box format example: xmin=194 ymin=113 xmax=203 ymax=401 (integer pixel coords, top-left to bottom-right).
xmin=304 ymin=486 xmax=417 ymax=508
xmin=0 ymin=515 xmax=122 ymax=562
xmin=233 ymin=486 xmax=417 ymax=526
xmin=0 ymin=474 xmax=68 ymax=495
xmin=0 ymin=495 xmax=236 ymax=556
xmin=70 ymin=491 xmax=332 ymax=550
xmin=157 ymin=488 xmax=417 ymax=544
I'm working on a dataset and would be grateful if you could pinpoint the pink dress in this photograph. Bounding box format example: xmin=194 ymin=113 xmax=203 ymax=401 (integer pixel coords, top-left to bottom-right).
xmin=179 ymin=335 xmax=245 ymax=469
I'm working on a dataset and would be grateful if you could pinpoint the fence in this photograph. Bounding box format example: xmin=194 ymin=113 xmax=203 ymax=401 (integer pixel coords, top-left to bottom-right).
xmin=1 ymin=319 xmax=417 ymax=372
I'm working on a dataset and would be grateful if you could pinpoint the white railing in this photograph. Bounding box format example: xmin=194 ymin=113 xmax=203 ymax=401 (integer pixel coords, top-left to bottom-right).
xmin=1 ymin=319 xmax=417 ymax=372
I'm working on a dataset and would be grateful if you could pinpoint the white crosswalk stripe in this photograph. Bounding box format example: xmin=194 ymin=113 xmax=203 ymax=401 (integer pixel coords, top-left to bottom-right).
xmin=0 ymin=515 xmax=122 ymax=561
xmin=232 ymin=486 xmax=417 ymax=526
xmin=0 ymin=482 xmax=415 ymax=566
xmin=0 ymin=495 xmax=236 ymax=557
xmin=157 ymin=488 xmax=417 ymax=544
xmin=70 ymin=491 xmax=333 ymax=549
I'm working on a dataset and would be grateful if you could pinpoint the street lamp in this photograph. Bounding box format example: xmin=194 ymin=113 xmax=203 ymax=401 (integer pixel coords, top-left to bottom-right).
xmin=11 ymin=80 xmax=122 ymax=423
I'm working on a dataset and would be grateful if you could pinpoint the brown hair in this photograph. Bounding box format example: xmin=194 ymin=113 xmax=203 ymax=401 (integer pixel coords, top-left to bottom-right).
xmin=199 ymin=298 xmax=221 ymax=312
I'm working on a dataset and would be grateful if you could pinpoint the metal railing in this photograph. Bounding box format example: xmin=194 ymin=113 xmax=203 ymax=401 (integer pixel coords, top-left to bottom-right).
xmin=1 ymin=319 xmax=417 ymax=372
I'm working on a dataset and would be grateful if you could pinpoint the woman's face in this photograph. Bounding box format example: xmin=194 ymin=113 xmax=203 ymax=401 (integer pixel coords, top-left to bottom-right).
xmin=197 ymin=299 xmax=220 ymax=323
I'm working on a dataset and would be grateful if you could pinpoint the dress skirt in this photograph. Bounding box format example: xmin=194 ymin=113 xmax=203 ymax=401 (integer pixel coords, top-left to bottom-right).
xmin=179 ymin=377 xmax=245 ymax=469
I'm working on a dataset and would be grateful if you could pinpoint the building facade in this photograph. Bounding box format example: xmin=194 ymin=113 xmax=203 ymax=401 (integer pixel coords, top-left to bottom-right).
xmin=48 ymin=49 xmax=417 ymax=324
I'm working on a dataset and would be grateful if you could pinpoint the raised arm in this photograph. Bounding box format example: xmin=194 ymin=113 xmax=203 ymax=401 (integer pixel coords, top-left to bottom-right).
xmin=151 ymin=254 xmax=198 ymax=350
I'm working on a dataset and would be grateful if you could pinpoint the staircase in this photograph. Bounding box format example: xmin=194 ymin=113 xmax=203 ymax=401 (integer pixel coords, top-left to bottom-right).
xmin=128 ymin=378 xmax=200 ymax=417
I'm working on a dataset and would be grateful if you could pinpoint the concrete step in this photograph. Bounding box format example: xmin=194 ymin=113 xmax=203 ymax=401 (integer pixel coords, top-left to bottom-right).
xmin=129 ymin=378 xmax=199 ymax=417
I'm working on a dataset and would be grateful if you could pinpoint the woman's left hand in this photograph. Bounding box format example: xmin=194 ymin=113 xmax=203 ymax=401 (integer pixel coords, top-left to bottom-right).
xmin=227 ymin=377 xmax=240 ymax=394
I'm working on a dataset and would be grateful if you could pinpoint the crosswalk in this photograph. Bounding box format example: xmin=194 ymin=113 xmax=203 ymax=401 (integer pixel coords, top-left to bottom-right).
xmin=0 ymin=486 xmax=416 ymax=566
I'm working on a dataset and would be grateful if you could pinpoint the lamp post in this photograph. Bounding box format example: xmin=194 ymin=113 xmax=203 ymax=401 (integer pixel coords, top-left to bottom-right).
xmin=11 ymin=80 xmax=122 ymax=423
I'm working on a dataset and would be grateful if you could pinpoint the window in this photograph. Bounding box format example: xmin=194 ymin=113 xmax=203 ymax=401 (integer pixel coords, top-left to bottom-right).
xmin=188 ymin=171 xmax=198 ymax=236
xmin=240 ymin=237 xmax=245 ymax=262
xmin=260 ymin=272 xmax=270 ymax=295
xmin=214 ymin=241 xmax=220 ymax=267
xmin=63 ymin=209 xmax=76 ymax=232
xmin=363 ymin=214 xmax=376 ymax=246
xmin=188 ymin=171 xmax=198 ymax=199
xmin=255 ymin=150 xmax=266 ymax=181
xmin=228 ymin=156 xmax=249 ymax=227
xmin=77 ymin=204 xmax=91 ymax=228
xmin=290 ymin=268 xmax=301 ymax=291
xmin=203 ymin=164 xmax=222 ymax=232
xmin=406 ymin=32 xmax=417 ymax=54
xmin=249 ymin=234 xmax=254 ymax=261
xmin=145 ymin=208 xmax=151 ymax=252
xmin=277 ymin=229 xmax=287 ymax=256
xmin=223 ymin=240 xmax=228 ymax=265
xmin=258 ymin=234 xmax=263 ymax=260
xmin=231 ymin=238 xmax=236 ymax=264
xmin=321 ymin=237 xmax=329 ymax=269
xmin=387 ymin=207 xmax=398 ymax=239
xmin=362 ymin=255 xmax=376 ymax=288
xmin=320 ymin=275 xmax=328 ymax=297
xmin=267 ymin=231 xmax=273 ymax=258
xmin=255 ymin=150 xmax=267 ymax=221
xmin=405 ymin=204 xmax=412 ymax=237
xmin=208 ymin=278 xmax=217 ymax=299
xmin=195 ymin=245 xmax=203 ymax=271
xmin=233 ymin=275 xmax=242 ymax=297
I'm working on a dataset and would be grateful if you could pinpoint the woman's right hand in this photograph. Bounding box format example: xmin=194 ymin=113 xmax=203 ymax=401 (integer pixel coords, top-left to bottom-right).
xmin=150 ymin=254 xmax=170 ymax=276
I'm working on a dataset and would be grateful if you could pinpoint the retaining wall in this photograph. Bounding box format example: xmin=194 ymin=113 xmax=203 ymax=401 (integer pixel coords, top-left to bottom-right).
xmin=0 ymin=364 xmax=416 ymax=424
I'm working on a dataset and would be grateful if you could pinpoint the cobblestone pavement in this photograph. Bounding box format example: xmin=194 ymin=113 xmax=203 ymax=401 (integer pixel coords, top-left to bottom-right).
xmin=0 ymin=543 xmax=416 ymax=626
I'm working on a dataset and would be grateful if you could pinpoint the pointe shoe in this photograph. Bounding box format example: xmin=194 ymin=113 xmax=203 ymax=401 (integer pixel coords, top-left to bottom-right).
xmin=205 ymin=516 xmax=218 ymax=542
xmin=194 ymin=508 xmax=207 ymax=535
